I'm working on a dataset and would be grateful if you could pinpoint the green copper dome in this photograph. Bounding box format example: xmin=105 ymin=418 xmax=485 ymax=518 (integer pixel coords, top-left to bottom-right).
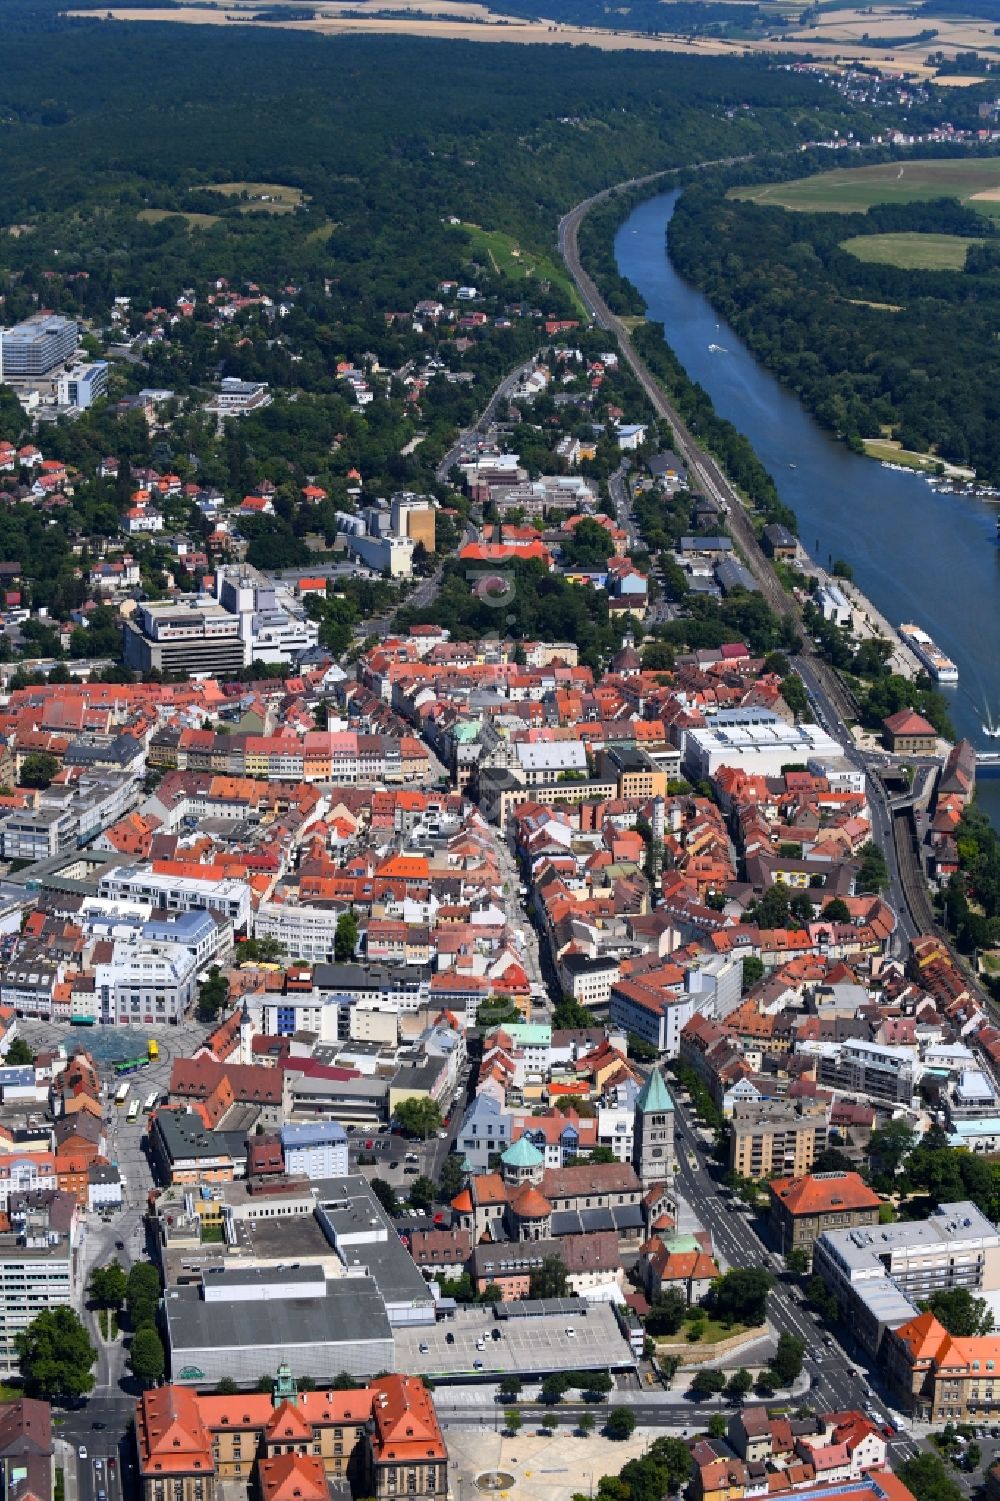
xmin=501 ymin=1134 xmax=545 ymax=1167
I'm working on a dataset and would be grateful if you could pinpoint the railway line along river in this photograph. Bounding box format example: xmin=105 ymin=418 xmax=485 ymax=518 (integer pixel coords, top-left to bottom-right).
xmin=614 ymin=188 xmax=1000 ymax=826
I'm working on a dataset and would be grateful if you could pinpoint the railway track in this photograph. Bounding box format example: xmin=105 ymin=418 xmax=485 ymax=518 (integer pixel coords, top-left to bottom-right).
xmin=559 ymin=177 xmax=795 ymax=629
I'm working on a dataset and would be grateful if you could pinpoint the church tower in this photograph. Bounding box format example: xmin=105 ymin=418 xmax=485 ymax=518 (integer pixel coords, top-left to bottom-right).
xmin=633 ymin=1066 xmax=675 ymax=1186
xmin=238 ymin=998 xmax=254 ymax=1065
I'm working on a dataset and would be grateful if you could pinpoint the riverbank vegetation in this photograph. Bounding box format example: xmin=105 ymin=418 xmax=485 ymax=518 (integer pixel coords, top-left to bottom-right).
xmin=668 ymin=172 xmax=1000 ymax=477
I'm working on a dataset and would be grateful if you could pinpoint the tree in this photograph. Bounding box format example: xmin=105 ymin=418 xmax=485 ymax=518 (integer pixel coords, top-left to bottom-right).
xmin=724 ymin=1368 xmax=753 ymax=1402
xmin=806 ymin=1275 xmax=838 ymax=1324
xmin=370 ymin=1178 xmax=398 ymax=1216
xmin=605 ymin=1407 xmax=637 ymax=1441
xmin=499 ymin=1375 xmax=522 ymax=1398
xmin=708 ymin=1267 xmax=772 ymax=1327
xmin=964 ymin=1443 xmax=982 ymax=1473
xmin=5 ymin=1039 xmax=33 ymax=1066
xmin=215 ymin=1376 xmax=239 ymax=1395
xmin=857 ymin=841 xmax=890 ymax=894
xmin=409 ymin=1176 xmax=436 ymax=1212
xmin=237 ymin=937 xmax=285 ymax=964
xmin=528 ymin=1255 xmax=568 ymax=1300
xmin=562 ymin=517 xmax=615 ymax=569
xmin=582 ymin=1372 xmax=614 ymax=1399
xmin=708 ymin=1414 xmax=728 ymax=1439
xmin=653 ymin=1436 xmax=696 ymax=1492
xmin=19 ymin=752 xmax=58 ymax=790
xmin=868 ymin=1118 xmax=916 ymax=1179
xmin=921 ymin=1287 xmax=994 ymax=1337
xmin=439 ymin=1154 xmax=465 ymax=1201
xmin=690 ymin=1369 xmax=726 ymax=1400
xmin=552 ymin=996 xmax=594 ymax=1030
xmin=16 ymin=1307 xmax=95 ymax=1401
xmin=780 ymin=673 xmax=809 ymax=720
xmin=196 ymin=966 xmax=229 ymax=1022
xmin=334 ymin=909 xmax=359 ymax=963
xmin=394 ymin=1097 xmax=442 ymax=1139
xmin=741 ymin=956 xmax=764 ymax=992
xmin=811 ymin=1146 xmax=856 ymax=1175
xmin=768 ymin=1332 xmax=805 ymax=1387
xmin=130 ymin=1326 xmax=165 ymax=1387
xmin=646 ymin=1287 xmax=688 ymax=1336
xmin=540 ymin=1375 xmax=566 ymax=1405
xmin=898 ymin=1452 xmax=965 ymax=1501
xmin=126 ymin=1262 xmax=161 ymax=1331
xmin=627 ymin=1032 xmax=659 ymax=1062
xmin=579 ymin=1412 xmax=596 ymax=1437
xmin=821 ymin=898 xmax=851 ymax=923
xmin=505 ymin=1409 xmax=522 ymax=1436
xmin=256 ymin=1375 xmax=274 ymax=1392
xmin=785 ymin=1247 xmax=810 ymax=1276
xmin=89 ymin=1260 xmax=127 ymax=1309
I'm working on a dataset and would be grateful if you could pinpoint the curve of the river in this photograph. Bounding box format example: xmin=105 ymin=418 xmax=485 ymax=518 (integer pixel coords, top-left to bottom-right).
xmin=614 ymin=188 xmax=1000 ymax=825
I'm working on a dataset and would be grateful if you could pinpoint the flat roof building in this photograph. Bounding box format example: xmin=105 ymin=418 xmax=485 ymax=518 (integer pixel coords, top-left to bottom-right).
xmin=0 ymin=315 xmax=78 ymax=378
xmin=165 ymin=1266 xmax=393 ymax=1386
xmin=814 ymin=1200 xmax=1000 ymax=1356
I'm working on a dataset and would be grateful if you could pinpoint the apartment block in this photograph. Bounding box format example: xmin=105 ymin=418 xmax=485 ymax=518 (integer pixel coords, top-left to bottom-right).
xmin=816 ymin=1040 xmax=916 ymax=1106
xmin=729 ymin=1099 xmax=825 ymax=1181
xmin=0 ymin=1190 xmax=79 ymax=1376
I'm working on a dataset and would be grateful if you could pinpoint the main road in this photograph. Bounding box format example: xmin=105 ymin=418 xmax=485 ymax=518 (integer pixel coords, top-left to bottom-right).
xmin=671 ymin=1101 xmax=920 ymax=1468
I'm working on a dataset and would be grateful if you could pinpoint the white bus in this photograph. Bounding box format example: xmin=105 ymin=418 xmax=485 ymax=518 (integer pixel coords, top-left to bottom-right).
xmin=126 ymin=1100 xmax=140 ymax=1124
xmin=114 ymin=1082 xmax=130 ymax=1108
xmin=143 ymin=1091 xmax=159 ymax=1113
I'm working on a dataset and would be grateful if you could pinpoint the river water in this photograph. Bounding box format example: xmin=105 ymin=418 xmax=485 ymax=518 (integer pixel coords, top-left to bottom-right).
xmin=614 ymin=188 xmax=1000 ymax=826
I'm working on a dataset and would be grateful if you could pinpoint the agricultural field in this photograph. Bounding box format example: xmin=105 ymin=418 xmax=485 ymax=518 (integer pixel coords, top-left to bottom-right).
xmin=208 ymin=181 xmax=308 ymax=212
xmin=731 ymin=157 xmax=1000 ymax=215
xmin=137 ymin=208 xmax=221 ymax=229
xmin=840 ymin=230 xmax=985 ymax=269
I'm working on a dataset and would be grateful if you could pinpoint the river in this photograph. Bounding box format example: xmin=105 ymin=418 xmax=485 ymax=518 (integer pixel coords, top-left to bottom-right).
xmin=614 ymin=188 xmax=1000 ymax=827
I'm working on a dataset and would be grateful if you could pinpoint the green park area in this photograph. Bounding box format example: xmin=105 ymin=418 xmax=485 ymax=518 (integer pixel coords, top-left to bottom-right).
xmin=460 ymin=223 xmax=586 ymax=314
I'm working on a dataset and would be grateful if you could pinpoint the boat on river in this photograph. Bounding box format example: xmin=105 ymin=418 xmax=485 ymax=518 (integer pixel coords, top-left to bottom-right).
xmin=899 ymin=623 xmax=958 ymax=683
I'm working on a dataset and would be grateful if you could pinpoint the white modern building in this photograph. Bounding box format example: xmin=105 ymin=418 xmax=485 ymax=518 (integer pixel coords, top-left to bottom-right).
xmin=95 ymin=937 xmax=200 ymax=1025
xmin=0 ymin=314 xmax=78 ymax=378
xmin=684 ymin=720 xmax=843 ymax=781
xmin=123 ymin=566 xmax=318 ymax=675
xmin=57 ymin=361 xmax=108 ymax=409
xmin=280 ymin=1122 xmax=349 ymax=1180
xmin=814 ymin=1200 xmax=1000 ymax=1356
xmin=98 ymin=866 xmax=252 ymax=932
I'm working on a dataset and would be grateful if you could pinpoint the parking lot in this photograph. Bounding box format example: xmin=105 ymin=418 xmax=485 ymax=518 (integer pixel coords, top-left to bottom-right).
xmin=394 ymin=1302 xmax=635 ymax=1380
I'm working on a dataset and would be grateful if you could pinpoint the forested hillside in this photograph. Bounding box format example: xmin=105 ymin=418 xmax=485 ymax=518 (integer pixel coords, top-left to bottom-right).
xmin=668 ymin=180 xmax=1000 ymax=477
